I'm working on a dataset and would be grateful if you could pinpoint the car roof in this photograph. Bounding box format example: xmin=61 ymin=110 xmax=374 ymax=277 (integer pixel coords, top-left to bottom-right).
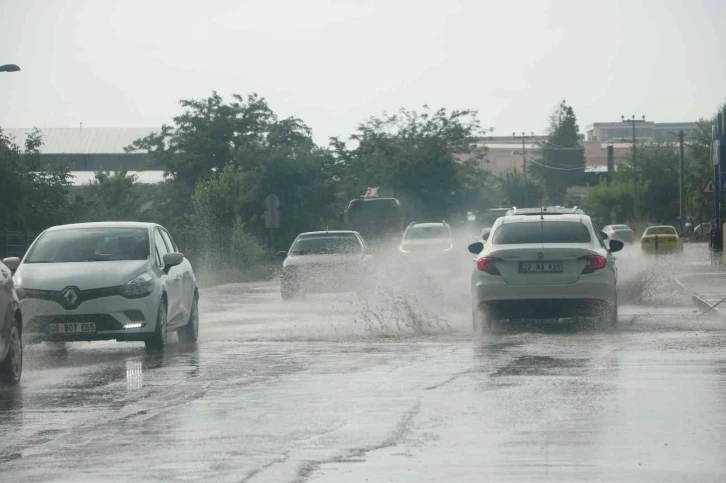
xmin=501 ymin=214 xmax=588 ymax=224
xmin=297 ymin=230 xmax=359 ymax=237
xmin=46 ymin=221 xmax=157 ymax=232
xmin=645 ymin=225 xmax=677 ymax=230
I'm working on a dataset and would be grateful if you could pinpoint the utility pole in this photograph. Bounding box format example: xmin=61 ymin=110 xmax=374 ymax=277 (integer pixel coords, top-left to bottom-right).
xmin=622 ymin=115 xmax=646 ymax=221
xmin=514 ymin=132 xmax=533 ymax=207
xmin=669 ymin=130 xmax=687 ymax=233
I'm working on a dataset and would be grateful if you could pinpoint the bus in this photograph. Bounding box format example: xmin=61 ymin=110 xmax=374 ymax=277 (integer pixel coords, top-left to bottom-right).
xmin=346 ymin=192 xmax=403 ymax=246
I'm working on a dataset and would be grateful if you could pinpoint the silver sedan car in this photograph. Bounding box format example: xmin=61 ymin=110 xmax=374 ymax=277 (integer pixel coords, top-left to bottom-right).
xmin=7 ymin=222 xmax=199 ymax=351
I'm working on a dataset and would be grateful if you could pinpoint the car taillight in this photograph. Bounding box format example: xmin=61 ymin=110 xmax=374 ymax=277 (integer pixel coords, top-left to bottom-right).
xmin=579 ymin=255 xmax=606 ymax=274
xmin=612 ymin=231 xmax=619 ymax=236
xmin=477 ymin=257 xmax=500 ymax=275
xmin=629 ymin=229 xmax=635 ymax=234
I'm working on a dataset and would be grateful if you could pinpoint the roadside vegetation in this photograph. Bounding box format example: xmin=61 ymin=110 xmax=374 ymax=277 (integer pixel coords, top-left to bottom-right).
xmin=1 ymin=94 xmax=721 ymax=284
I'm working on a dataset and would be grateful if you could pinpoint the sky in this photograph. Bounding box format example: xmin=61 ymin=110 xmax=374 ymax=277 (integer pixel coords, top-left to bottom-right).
xmin=1 ymin=0 xmax=724 ymax=145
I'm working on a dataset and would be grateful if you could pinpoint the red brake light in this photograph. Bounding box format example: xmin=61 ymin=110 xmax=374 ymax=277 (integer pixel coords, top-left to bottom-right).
xmin=629 ymin=230 xmax=635 ymax=234
xmin=579 ymin=255 xmax=606 ymax=274
xmin=477 ymin=257 xmax=500 ymax=275
xmin=611 ymin=231 xmax=619 ymax=236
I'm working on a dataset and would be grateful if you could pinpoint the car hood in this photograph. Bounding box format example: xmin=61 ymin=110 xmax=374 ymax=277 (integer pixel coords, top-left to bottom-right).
xmin=15 ymin=260 xmax=151 ymax=291
xmin=284 ymin=254 xmax=362 ymax=268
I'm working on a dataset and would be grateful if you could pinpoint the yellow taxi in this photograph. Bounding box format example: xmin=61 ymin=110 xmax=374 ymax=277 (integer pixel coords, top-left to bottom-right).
xmin=640 ymin=225 xmax=684 ymax=254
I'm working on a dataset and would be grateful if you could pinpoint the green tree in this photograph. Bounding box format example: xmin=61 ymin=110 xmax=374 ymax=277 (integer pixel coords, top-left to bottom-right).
xmin=530 ymin=101 xmax=586 ymax=204
xmin=684 ymin=107 xmax=724 ymax=225
xmin=497 ymin=169 xmax=545 ymax=208
xmin=0 ymin=128 xmax=72 ymax=230
xmin=82 ymin=170 xmax=141 ymax=221
xmin=582 ymin=181 xmax=633 ymax=226
xmin=331 ymin=106 xmax=489 ymax=221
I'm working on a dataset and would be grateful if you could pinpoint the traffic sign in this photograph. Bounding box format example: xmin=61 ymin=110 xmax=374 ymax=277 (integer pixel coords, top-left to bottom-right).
xmin=703 ymin=180 xmax=715 ymax=194
xmin=264 ymin=194 xmax=280 ymax=211
xmin=264 ymin=194 xmax=280 ymax=229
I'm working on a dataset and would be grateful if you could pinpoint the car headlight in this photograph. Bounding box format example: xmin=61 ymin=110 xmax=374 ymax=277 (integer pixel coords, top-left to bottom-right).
xmin=443 ymin=244 xmax=453 ymax=252
xmin=399 ymin=245 xmax=410 ymax=253
xmin=122 ymin=271 xmax=154 ymax=298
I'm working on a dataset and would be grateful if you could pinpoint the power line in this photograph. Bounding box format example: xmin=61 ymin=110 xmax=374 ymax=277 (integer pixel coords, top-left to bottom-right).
xmin=529 ymin=160 xmax=586 ymax=171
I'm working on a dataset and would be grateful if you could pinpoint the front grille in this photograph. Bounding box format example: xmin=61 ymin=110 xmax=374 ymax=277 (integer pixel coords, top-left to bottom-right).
xmin=27 ymin=314 xmax=124 ymax=333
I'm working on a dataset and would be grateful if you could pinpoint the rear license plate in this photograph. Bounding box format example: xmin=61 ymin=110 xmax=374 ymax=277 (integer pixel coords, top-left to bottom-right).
xmin=519 ymin=261 xmax=563 ymax=274
xmin=49 ymin=322 xmax=96 ymax=334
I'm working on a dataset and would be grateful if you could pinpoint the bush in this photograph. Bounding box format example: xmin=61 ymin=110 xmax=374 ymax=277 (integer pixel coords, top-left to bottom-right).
xmin=231 ymin=218 xmax=265 ymax=269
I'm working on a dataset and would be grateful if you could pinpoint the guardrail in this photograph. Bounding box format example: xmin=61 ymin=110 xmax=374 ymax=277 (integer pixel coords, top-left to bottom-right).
xmin=1 ymin=230 xmax=40 ymax=259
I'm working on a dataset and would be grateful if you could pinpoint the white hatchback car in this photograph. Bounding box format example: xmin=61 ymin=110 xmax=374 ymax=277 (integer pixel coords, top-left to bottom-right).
xmin=468 ymin=213 xmax=623 ymax=332
xmin=3 ymin=222 xmax=199 ymax=350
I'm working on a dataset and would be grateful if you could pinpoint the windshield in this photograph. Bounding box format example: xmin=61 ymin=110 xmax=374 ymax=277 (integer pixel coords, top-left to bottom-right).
xmin=492 ymin=221 xmax=591 ymax=244
xmin=25 ymin=227 xmax=150 ymax=263
xmin=404 ymin=226 xmax=451 ymax=240
xmin=290 ymin=235 xmax=362 ymax=255
xmin=611 ymin=225 xmax=631 ymax=230
xmin=645 ymin=226 xmax=677 ymax=235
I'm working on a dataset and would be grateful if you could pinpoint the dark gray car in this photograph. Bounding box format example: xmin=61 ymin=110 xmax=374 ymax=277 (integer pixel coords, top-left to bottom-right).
xmin=0 ymin=258 xmax=22 ymax=384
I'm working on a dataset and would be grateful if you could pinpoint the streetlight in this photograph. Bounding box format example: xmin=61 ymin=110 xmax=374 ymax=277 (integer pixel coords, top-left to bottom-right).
xmin=622 ymin=114 xmax=646 ymax=220
xmin=0 ymin=64 xmax=20 ymax=73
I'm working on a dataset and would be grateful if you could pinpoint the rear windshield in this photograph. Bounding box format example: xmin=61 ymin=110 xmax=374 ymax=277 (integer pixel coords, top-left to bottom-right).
xmin=404 ymin=226 xmax=451 ymax=240
xmin=290 ymin=235 xmax=361 ymax=255
xmin=492 ymin=221 xmax=591 ymax=244
xmin=611 ymin=225 xmax=631 ymax=230
xmin=645 ymin=226 xmax=677 ymax=235
xmin=26 ymin=227 xmax=150 ymax=263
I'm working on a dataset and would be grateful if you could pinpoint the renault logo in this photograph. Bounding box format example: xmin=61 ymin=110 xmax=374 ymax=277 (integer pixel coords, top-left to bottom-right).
xmin=61 ymin=287 xmax=80 ymax=309
xmin=537 ymin=252 xmax=544 ymax=260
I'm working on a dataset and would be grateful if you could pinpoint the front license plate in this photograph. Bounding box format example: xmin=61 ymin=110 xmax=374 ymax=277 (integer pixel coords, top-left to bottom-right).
xmin=49 ymin=322 xmax=96 ymax=334
xmin=519 ymin=261 xmax=563 ymax=274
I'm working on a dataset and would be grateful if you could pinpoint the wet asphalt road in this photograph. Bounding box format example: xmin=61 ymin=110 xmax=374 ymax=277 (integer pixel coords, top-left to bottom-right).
xmin=1 ymin=244 xmax=726 ymax=482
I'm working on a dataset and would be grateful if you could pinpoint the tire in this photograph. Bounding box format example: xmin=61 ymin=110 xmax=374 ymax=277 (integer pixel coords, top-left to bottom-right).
xmin=281 ymin=278 xmax=297 ymax=301
xmin=145 ymin=299 xmax=168 ymax=351
xmin=602 ymin=296 xmax=618 ymax=331
xmin=0 ymin=319 xmax=22 ymax=385
xmin=473 ymin=307 xmax=494 ymax=335
xmin=178 ymin=294 xmax=199 ymax=344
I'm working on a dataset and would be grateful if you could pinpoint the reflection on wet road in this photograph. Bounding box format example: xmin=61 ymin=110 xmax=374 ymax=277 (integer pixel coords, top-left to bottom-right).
xmin=1 ymin=244 xmax=725 ymax=482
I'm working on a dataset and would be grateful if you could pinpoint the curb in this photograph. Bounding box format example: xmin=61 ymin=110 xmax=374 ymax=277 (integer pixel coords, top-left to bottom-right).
xmin=674 ymin=276 xmax=726 ymax=319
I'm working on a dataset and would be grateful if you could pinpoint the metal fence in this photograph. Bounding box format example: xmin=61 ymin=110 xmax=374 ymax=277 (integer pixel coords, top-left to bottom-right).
xmin=1 ymin=230 xmax=40 ymax=259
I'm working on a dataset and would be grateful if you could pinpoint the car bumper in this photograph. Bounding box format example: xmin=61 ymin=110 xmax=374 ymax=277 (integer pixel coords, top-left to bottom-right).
xmin=282 ymin=267 xmax=367 ymax=294
xmin=480 ymin=298 xmax=610 ymax=319
xmin=472 ymin=275 xmax=615 ymax=309
xmin=20 ymin=292 xmax=160 ymax=342
xmin=641 ymin=244 xmax=682 ymax=254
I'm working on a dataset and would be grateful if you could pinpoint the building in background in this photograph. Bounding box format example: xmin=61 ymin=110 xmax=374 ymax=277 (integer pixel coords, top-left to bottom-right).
xmin=583 ymin=121 xmax=698 ymax=142
xmin=3 ymin=128 xmax=165 ymax=187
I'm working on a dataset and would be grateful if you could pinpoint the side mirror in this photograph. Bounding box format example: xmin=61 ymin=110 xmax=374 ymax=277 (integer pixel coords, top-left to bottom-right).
xmin=2 ymin=257 xmax=20 ymax=272
xmin=482 ymin=233 xmax=490 ymax=241
xmin=608 ymin=240 xmax=624 ymax=253
xmin=276 ymin=251 xmax=288 ymax=258
xmin=468 ymin=242 xmax=484 ymax=254
xmin=162 ymin=252 xmax=184 ymax=273
xmin=600 ymin=232 xmax=609 ymax=240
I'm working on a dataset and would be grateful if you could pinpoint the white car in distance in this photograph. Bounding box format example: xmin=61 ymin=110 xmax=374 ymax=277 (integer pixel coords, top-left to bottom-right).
xmin=4 ymin=222 xmax=199 ymax=350
xmin=468 ymin=213 xmax=623 ymax=333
